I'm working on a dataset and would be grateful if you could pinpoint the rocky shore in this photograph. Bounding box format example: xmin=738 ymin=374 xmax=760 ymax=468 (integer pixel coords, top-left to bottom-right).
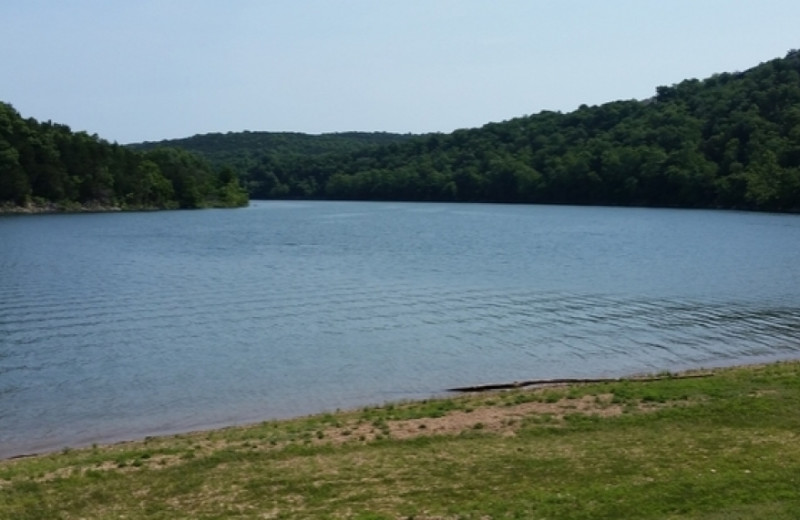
xmin=1 ymin=202 xmax=135 ymax=215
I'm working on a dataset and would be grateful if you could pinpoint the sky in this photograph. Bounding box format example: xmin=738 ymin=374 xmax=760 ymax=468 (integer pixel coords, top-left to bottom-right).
xmin=3 ymin=1 xmax=799 ymax=144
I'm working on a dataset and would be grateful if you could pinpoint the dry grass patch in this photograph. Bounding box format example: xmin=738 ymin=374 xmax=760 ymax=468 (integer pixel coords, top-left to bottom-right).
xmin=307 ymin=388 xmax=679 ymax=445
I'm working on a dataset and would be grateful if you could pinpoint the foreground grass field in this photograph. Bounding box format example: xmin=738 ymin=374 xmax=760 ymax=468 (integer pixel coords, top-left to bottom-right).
xmin=2 ymin=361 xmax=799 ymax=519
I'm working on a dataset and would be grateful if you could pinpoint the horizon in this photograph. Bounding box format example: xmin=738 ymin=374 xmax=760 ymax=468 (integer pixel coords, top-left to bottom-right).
xmin=3 ymin=1 xmax=799 ymax=144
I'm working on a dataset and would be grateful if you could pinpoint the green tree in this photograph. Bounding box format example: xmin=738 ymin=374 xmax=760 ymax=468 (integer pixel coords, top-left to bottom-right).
xmin=217 ymin=166 xmax=249 ymax=207
xmin=136 ymin=160 xmax=176 ymax=208
xmin=0 ymin=140 xmax=30 ymax=204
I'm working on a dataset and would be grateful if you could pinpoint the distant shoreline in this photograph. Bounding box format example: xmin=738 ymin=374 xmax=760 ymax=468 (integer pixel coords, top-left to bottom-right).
xmin=0 ymin=202 xmax=125 ymax=215
xmin=0 ymin=202 xmax=244 ymax=215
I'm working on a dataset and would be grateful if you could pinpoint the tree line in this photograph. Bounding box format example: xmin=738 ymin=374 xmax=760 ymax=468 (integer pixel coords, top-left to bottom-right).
xmin=0 ymin=103 xmax=248 ymax=211
xmin=152 ymin=50 xmax=800 ymax=212
xmin=131 ymin=130 xmax=417 ymax=200
xmin=5 ymin=50 xmax=799 ymax=213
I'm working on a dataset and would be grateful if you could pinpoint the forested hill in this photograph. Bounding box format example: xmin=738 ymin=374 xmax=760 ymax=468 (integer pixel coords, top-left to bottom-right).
xmin=0 ymin=103 xmax=248 ymax=212
xmin=129 ymin=131 xmax=417 ymax=198
xmin=130 ymin=131 xmax=416 ymax=163
xmin=7 ymin=51 xmax=799 ymax=212
xmin=183 ymin=50 xmax=798 ymax=211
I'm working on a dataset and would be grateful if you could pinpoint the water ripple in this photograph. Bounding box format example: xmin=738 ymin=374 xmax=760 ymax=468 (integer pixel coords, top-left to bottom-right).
xmin=2 ymin=203 xmax=800 ymax=458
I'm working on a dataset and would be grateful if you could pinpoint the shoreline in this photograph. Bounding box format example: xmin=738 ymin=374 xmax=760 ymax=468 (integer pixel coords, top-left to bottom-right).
xmin=3 ymin=358 xmax=794 ymax=463
xmin=0 ymin=200 xmax=248 ymax=215
xmin=5 ymin=359 xmax=799 ymax=519
xmin=0 ymin=201 xmax=130 ymax=215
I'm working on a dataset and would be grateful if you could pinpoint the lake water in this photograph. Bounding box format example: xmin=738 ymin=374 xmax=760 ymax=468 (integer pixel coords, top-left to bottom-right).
xmin=1 ymin=201 xmax=800 ymax=458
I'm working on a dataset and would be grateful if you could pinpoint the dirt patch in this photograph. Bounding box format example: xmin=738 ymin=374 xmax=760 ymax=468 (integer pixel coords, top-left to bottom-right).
xmin=312 ymin=393 xmax=629 ymax=445
xmin=390 ymin=393 xmax=623 ymax=440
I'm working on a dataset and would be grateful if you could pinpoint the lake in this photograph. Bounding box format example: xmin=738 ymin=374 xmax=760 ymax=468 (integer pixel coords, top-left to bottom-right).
xmin=1 ymin=201 xmax=799 ymax=458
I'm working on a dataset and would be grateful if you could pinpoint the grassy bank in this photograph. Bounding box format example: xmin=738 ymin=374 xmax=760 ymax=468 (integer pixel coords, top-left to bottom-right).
xmin=2 ymin=361 xmax=799 ymax=519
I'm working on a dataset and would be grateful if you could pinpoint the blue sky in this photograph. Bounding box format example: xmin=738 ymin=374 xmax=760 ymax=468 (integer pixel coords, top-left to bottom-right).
xmin=3 ymin=1 xmax=799 ymax=144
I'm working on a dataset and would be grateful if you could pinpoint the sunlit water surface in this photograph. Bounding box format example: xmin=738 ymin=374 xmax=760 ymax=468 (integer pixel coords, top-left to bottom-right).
xmin=1 ymin=201 xmax=799 ymax=457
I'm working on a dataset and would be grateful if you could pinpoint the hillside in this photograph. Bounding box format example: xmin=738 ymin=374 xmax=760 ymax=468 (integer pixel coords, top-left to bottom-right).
xmin=7 ymin=51 xmax=800 ymax=212
xmin=130 ymin=131 xmax=416 ymax=162
xmin=129 ymin=131 xmax=418 ymax=198
xmin=0 ymin=103 xmax=248 ymax=211
xmin=158 ymin=50 xmax=799 ymax=212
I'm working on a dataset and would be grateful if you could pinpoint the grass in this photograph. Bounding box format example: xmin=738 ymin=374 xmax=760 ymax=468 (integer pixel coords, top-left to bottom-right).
xmin=1 ymin=361 xmax=800 ymax=519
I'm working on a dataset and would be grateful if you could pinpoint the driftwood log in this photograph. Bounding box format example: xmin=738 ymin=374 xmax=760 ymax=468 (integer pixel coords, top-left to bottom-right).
xmin=447 ymin=373 xmax=714 ymax=393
